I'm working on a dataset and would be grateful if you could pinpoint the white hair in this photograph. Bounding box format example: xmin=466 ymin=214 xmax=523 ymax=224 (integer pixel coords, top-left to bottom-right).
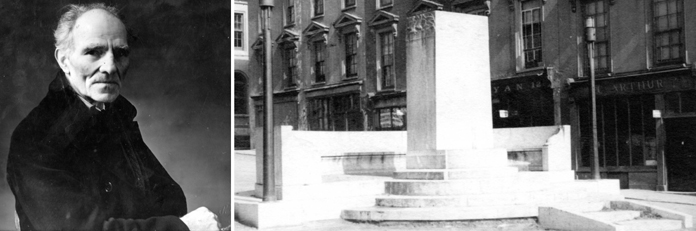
xmin=54 ymin=3 xmax=123 ymax=52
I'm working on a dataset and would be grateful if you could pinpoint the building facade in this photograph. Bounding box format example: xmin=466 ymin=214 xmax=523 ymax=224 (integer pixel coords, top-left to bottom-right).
xmin=244 ymin=0 xmax=416 ymax=135
xmin=567 ymin=0 xmax=696 ymax=191
xmin=483 ymin=0 xmax=696 ymax=191
xmin=235 ymin=0 xmax=252 ymax=149
xmin=240 ymin=0 xmax=696 ymax=191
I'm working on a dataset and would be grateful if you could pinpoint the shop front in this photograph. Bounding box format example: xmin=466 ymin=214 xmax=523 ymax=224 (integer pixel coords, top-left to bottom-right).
xmin=491 ymin=71 xmax=554 ymax=128
xmin=305 ymin=82 xmax=365 ymax=131
xmin=570 ymin=68 xmax=696 ymax=191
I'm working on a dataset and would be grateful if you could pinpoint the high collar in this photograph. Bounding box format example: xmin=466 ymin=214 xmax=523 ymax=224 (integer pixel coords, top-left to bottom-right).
xmin=47 ymin=71 xmax=137 ymax=121
xmin=32 ymin=71 xmax=139 ymax=155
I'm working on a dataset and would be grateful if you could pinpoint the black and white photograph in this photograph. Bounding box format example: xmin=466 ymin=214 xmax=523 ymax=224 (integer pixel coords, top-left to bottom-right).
xmin=1 ymin=1 xmax=231 ymax=230
xmin=234 ymin=0 xmax=695 ymax=230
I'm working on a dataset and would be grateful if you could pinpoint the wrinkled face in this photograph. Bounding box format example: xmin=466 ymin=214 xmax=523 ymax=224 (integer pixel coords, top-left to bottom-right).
xmin=56 ymin=9 xmax=130 ymax=103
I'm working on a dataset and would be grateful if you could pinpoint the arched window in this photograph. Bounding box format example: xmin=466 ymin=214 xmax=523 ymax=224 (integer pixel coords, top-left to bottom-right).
xmin=234 ymin=72 xmax=248 ymax=115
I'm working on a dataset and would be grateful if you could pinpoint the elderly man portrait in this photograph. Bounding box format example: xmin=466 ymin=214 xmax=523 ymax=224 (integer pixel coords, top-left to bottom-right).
xmin=3 ymin=2 xmax=230 ymax=231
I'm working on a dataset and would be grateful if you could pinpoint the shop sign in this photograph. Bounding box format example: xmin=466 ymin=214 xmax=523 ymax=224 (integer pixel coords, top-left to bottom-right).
xmin=596 ymin=75 xmax=695 ymax=96
xmin=492 ymin=75 xmax=551 ymax=95
xmin=493 ymin=81 xmax=546 ymax=94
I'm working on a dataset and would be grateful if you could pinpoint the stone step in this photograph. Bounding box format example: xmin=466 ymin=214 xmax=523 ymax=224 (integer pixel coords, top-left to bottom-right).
xmin=615 ymin=219 xmax=684 ymax=231
xmin=393 ymin=167 xmax=519 ymax=180
xmin=375 ymin=190 xmax=577 ymax=208
xmin=385 ymin=178 xmax=550 ymax=196
xmin=583 ymin=210 xmax=642 ymax=223
xmin=376 ymin=195 xmax=470 ymax=208
xmin=341 ymin=204 xmax=538 ymax=221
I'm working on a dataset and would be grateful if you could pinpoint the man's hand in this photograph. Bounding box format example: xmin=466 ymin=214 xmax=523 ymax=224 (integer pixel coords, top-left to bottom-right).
xmin=180 ymin=207 xmax=220 ymax=231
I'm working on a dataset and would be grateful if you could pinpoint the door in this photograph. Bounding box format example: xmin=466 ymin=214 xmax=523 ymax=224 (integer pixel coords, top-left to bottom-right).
xmin=665 ymin=117 xmax=696 ymax=191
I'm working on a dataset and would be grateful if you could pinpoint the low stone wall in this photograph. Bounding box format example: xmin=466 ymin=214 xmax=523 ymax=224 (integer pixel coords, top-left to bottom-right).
xmin=253 ymin=125 xmax=571 ymax=198
xmin=493 ymin=125 xmax=572 ymax=172
xmin=254 ymin=126 xmax=407 ymax=198
xmin=322 ymin=152 xmax=406 ymax=176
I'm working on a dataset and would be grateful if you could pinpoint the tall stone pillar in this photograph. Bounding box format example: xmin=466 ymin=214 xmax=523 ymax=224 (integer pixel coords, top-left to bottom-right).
xmin=405 ymin=11 xmax=507 ymax=170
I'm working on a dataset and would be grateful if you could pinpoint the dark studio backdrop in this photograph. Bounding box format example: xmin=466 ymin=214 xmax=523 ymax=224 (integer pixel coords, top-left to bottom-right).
xmin=0 ymin=0 xmax=231 ymax=228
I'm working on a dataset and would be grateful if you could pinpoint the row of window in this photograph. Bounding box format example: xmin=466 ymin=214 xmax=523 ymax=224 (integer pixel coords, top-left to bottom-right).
xmin=237 ymin=0 xmax=686 ymax=70
xmin=448 ymin=0 xmax=685 ymax=72
xmin=252 ymin=93 xmax=405 ymax=131
xmin=280 ymin=31 xmax=396 ymax=89
xmin=286 ymin=0 xmax=394 ymax=22
xmin=527 ymin=0 xmax=684 ymax=72
xmin=578 ymin=0 xmax=683 ymax=73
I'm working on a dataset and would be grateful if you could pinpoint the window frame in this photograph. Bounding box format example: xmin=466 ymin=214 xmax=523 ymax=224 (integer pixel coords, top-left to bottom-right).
xmin=520 ymin=0 xmax=543 ymax=69
xmin=582 ymin=0 xmax=611 ymax=75
xmin=652 ymin=0 xmax=684 ymax=66
xmin=234 ymin=13 xmax=244 ymax=50
xmin=344 ymin=32 xmax=359 ymax=78
xmin=284 ymin=45 xmax=298 ymax=88
xmin=378 ymin=31 xmax=395 ymax=90
xmin=234 ymin=2 xmax=249 ymax=59
xmin=303 ymin=22 xmax=330 ymax=84
xmin=286 ymin=0 xmax=295 ymax=26
xmin=378 ymin=0 xmax=393 ymax=9
xmin=314 ymin=0 xmax=324 ymax=17
xmin=344 ymin=0 xmax=356 ymax=9
xmin=313 ymin=41 xmax=327 ymax=83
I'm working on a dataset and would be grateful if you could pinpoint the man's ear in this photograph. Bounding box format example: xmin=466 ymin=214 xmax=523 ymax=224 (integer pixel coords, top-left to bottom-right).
xmin=55 ymin=48 xmax=71 ymax=75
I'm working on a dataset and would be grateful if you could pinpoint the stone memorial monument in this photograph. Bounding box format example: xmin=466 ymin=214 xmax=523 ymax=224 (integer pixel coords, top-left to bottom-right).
xmin=342 ymin=9 xmax=621 ymax=222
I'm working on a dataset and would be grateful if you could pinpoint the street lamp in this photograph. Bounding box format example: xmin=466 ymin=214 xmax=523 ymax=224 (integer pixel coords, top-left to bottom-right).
xmin=260 ymin=0 xmax=276 ymax=201
xmin=585 ymin=17 xmax=601 ymax=180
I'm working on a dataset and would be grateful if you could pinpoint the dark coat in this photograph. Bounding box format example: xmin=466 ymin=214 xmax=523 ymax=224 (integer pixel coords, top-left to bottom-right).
xmin=7 ymin=73 xmax=189 ymax=231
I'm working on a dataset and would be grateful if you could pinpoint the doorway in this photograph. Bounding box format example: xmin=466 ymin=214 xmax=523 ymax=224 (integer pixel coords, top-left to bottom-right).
xmin=235 ymin=72 xmax=250 ymax=150
xmin=665 ymin=117 xmax=696 ymax=191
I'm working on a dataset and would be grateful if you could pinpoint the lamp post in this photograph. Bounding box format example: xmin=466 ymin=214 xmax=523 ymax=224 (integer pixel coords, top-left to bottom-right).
xmin=585 ymin=17 xmax=601 ymax=180
xmin=260 ymin=0 xmax=276 ymax=201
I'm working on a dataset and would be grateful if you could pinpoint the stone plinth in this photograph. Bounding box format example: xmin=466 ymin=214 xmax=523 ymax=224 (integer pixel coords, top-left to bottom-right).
xmin=406 ymin=11 xmax=493 ymax=154
xmin=406 ymin=11 xmax=496 ymax=170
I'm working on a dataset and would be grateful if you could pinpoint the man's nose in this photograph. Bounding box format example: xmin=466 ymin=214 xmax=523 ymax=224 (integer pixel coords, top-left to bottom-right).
xmin=99 ymin=51 xmax=119 ymax=76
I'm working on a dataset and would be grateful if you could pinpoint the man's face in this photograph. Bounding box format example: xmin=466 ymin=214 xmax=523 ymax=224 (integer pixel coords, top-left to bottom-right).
xmin=56 ymin=9 xmax=130 ymax=103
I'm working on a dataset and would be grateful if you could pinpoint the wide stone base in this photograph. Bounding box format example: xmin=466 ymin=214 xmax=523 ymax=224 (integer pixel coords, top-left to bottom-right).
xmin=342 ymin=179 xmax=623 ymax=222
xmin=341 ymin=148 xmax=623 ymax=223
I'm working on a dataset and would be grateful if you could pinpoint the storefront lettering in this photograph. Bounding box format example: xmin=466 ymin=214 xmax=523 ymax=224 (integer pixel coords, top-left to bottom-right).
xmin=596 ymin=77 xmax=692 ymax=96
xmin=608 ymin=80 xmax=663 ymax=93
xmin=493 ymin=81 xmax=545 ymax=94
